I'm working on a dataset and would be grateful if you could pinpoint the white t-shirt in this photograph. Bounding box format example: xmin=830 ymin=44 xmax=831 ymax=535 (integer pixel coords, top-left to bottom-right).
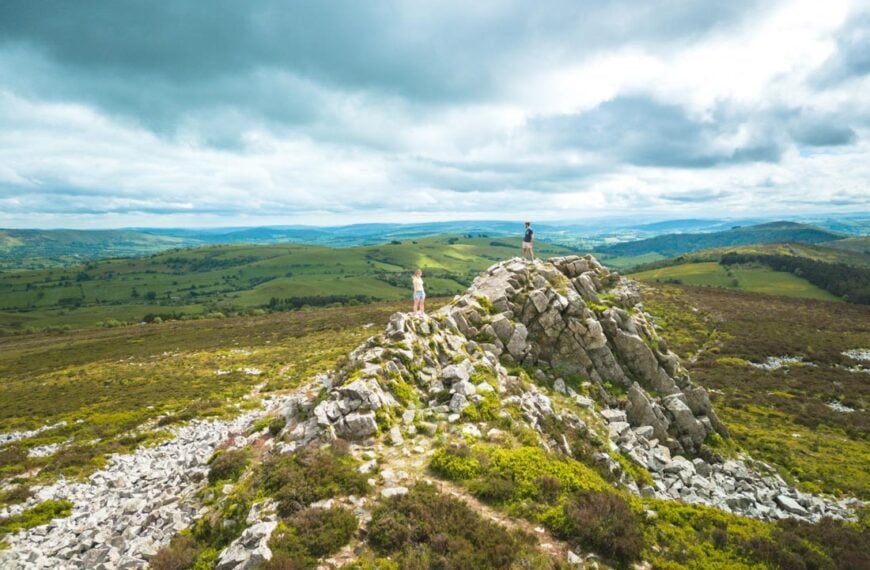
xmin=412 ymin=276 xmax=424 ymax=292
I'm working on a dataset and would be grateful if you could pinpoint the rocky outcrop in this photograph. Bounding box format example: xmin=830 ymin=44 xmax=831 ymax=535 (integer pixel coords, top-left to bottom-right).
xmin=305 ymin=256 xmax=724 ymax=456
xmin=281 ymin=256 xmax=859 ymax=525
xmin=604 ymin=402 xmax=859 ymax=521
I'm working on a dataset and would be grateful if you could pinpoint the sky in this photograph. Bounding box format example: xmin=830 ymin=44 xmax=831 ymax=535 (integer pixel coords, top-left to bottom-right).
xmin=0 ymin=0 xmax=868 ymax=229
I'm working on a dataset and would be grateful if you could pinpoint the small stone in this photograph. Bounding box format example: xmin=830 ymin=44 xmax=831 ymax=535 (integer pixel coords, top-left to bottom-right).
xmin=461 ymin=424 xmax=482 ymax=438
xmin=381 ymin=487 xmax=409 ymax=498
xmin=574 ymin=395 xmax=594 ymax=408
xmin=452 ymin=380 xmax=477 ymax=397
xmin=776 ymin=495 xmax=808 ymax=515
xmin=389 ymin=426 xmax=404 ymax=446
xmin=601 ymin=409 xmax=627 ymax=423
xmin=448 ymin=393 xmax=469 ymax=413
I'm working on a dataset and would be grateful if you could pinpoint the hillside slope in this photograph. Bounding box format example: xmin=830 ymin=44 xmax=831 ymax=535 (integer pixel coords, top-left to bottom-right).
xmin=627 ymin=242 xmax=870 ymax=303
xmin=597 ymin=221 xmax=842 ymax=258
xmin=0 ymin=237 xmax=575 ymax=334
xmin=2 ymin=256 xmax=864 ymax=569
xmin=0 ymin=229 xmax=192 ymax=271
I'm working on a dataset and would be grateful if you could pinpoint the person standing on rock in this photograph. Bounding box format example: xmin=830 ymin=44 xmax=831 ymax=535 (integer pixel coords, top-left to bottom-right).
xmin=522 ymin=221 xmax=535 ymax=261
xmin=412 ymin=269 xmax=426 ymax=315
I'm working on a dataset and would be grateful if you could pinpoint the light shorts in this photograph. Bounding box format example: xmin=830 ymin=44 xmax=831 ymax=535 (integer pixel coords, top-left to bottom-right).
xmin=414 ymin=290 xmax=426 ymax=300
xmin=522 ymin=241 xmax=533 ymax=249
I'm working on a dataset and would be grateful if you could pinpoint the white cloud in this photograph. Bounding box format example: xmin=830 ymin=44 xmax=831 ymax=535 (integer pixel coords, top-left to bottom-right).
xmin=0 ymin=0 xmax=867 ymax=228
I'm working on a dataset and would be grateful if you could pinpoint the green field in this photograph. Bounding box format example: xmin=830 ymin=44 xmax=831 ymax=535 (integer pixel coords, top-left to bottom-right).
xmin=630 ymin=261 xmax=842 ymax=301
xmin=643 ymin=284 xmax=870 ymax=498
xmin=825 ymin=235 xmax=870 ymax=255
xmin=0 ymin=236 xmax=574 ymax=334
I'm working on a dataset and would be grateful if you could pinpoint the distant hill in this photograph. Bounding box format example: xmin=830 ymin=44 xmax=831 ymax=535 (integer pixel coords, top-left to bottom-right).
xmin=0 ymin=236 xmax=574 ymax=334
xmin=3 ymin=217 xmax=865 ymax=272
xmin=633 ymin=241 xmax=870 ymax=270
xmin=0 ymin=222 xmax=542 ymax=271
xmin=0 ymin=229 xmax=192 ymax=271
xmin=597 ymin=222 xmax=843 ymax=258
xmin=627 ymin=240 xmax=870 ymax=304
xmin=824 ymin=236 xmax=870 ymax=255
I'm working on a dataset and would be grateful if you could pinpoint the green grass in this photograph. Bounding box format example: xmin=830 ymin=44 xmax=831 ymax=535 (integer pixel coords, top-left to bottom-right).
xmin=593 ymin=252 xmax=668 ymax=270
xmin=0 ymin=299 xmax=430 ymax=506
xmin=824 ymin=236 xmax=870 ymax=255
xmin=642 ymin=283 xmax=870 ymax=498
xmin=630 ymin=262 xmax=842 ymax=301
xmin=0 ymin=236 xmax=575 ymax=334
xmin=0 ymin=500 xmax=74 ymax=535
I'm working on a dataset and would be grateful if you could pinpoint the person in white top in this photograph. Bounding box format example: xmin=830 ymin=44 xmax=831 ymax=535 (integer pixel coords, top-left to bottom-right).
xmin=412 ymin=269 xmax=425 ymax=315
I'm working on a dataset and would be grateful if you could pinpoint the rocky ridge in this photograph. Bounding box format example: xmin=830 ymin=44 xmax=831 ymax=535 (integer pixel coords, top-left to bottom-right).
xmin=296 ymin=256 xmax=856 ymax=523
xmin=0 ymin=255 xmax=861 ymax=569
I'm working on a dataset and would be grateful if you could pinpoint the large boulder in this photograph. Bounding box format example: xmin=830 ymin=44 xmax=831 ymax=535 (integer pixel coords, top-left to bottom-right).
xmin=216 ymin=521 xmax=277 ymax=570
xmin=337 ymin=411 xmax=378 ymax=439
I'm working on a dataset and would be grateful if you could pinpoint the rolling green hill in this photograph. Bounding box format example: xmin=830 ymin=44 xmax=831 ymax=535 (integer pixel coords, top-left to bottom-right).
xmin=632 ymin=241 xmax=870 ymax=270
xmin=824 ymin=236 xmax=870 ymax=255
xmin=629 ymin=262 xmax=843 ymax=301
xmin=0 ymin=229 xmax=192 ymax=271
xmin=597 ymin=221 xmax=843 ymax=260
xmin=0 ymin=236 xmax=573 ymax=334
xmin=627 ymin=240 xmax=870 ymax=303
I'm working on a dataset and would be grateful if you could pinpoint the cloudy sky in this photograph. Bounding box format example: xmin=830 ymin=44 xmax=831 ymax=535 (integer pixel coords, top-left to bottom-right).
xmin=0 ymin=0 xmax=868 ymax=228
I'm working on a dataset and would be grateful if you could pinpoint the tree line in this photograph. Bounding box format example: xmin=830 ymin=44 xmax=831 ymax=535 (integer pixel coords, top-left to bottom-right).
xmin=719 ymin=253 xmax=870 ymax=304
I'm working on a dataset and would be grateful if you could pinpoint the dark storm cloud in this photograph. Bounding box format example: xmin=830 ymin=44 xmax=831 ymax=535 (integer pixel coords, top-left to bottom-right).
xmin=531 ymin=97 xmax=784 ymax=168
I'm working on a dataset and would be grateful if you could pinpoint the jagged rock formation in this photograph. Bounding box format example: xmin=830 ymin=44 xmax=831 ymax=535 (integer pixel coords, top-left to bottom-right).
xmin=296 ymin=256 xmax=857 ymax=523
xmin=312 ymin=255 xmax=724 ymax=456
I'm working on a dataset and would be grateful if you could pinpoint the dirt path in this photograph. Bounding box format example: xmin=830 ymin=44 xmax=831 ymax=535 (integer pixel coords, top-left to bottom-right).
xmin=424 ymin=475 xmax=574 ymax=559
xmin=337 ymin=436 xmax=603 ymax=568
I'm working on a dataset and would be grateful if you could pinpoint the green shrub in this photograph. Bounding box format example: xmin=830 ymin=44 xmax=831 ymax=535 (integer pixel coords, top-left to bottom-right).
xmin=368 ymin=483 xmax=546 ymax=569
xmin=0 ymin=485 xmax=32 ymax=506
xmin=268 ymin=416 xmax=287 ymax=436
xmin=207 ymin=449 xmax=250 ymax=484
xmin=469 ymin=474 xmax=516 ymax=504
xmin=191 ymin=486 xmax=253 ymax=550
xmin=41 ymin=445 xmax=103 ymax=475
xmin=0 ymin=500 xmax=74 ymax=536
xmin=0 ymin=446 xmax=27 ymax=476
xmin=150 ymin=535 xmax=201 ymax=570
xmin=482 ymin=446 xmax=608 ymax=499
xmin=739 ymin=517 xmax=869 ymax=570
xmin=461 ymin=390 xmax=501 ymax=423
xmin=559 ymin=491 xmax=645 ymax=568
xmin=429 ymin=444 xmax=481 ymax=480
xmin=475 ymin=296 xmax=496 ymax=315
xmin=266 ymin=507 xmax=357 ymax=569
xmin=388 ymin=378 xmax=418 ymax=407
xmin=261 ymin=448 xmax=369 ymax=517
